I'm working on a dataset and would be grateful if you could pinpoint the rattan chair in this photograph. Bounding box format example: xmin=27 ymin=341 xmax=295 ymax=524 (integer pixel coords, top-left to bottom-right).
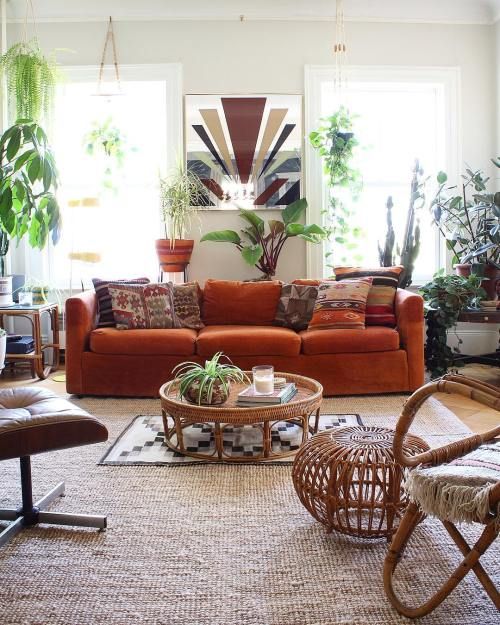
xmin=383 ymin=373 xmax=500 ymax=618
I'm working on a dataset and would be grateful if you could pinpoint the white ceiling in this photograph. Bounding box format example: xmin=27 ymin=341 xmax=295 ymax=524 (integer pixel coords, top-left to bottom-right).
xmin=6 ymin=0 xmax=500 ymax=25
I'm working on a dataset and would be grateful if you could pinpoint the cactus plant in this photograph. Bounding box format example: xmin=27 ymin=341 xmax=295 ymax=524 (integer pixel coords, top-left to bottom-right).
xmin=0 ymin=231 xmax=8 ymax=278
xmin=378 ymin=196 xmax=396 ymax=267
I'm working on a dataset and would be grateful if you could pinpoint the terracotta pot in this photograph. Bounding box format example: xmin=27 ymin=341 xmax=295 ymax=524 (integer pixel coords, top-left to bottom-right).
xmin=155 ymin=239 xmax=194 ymax=272
xmin=454 ymin=263 xmax=500 ymax=300
xmin=183 ymin=378 xmax=229 ymax=406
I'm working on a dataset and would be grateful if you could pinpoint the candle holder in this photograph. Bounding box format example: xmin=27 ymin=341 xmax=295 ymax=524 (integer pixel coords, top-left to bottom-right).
xmin=252 ymin=365 xmax=274 ymax=395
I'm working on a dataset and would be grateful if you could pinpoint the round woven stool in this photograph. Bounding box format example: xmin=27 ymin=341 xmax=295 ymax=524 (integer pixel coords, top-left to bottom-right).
xmin=292 ymin=426 xmax=430 ymax=541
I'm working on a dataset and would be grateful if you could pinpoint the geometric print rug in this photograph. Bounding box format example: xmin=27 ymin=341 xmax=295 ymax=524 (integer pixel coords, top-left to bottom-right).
xmin=99 ymin=413 xmax=363 ymax=466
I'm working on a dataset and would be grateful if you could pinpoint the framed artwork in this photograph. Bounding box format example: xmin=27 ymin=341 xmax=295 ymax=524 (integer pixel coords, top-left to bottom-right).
xmin=185 ymin=94 xmax=302 ymax=209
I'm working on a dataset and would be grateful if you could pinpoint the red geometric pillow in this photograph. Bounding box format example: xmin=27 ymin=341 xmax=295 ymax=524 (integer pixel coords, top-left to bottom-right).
xmin=334 ymin=266 xmax=404 ymax=327
xmin=108 ymin=283 xmax=176 ymax=330
xmin=92 ymin=277 xmax=150 ymax=327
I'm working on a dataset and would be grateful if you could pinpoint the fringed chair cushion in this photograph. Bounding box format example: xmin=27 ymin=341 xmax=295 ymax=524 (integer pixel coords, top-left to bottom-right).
xmin=405 ymin=440 xmax=500 ymax=525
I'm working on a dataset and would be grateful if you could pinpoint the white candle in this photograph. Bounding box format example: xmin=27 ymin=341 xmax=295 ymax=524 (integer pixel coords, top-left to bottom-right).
xmin=253 ymin=365 xmax=274 ymax=395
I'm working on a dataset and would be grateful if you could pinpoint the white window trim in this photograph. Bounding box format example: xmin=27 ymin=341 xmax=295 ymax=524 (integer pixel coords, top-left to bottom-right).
xmin=304 ymin=65 xmax=462 ymax=280
xmin=29 ymin=63 xmax=183 ymax=288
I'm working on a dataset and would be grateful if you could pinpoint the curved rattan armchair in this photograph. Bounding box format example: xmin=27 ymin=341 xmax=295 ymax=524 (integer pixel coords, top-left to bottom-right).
xmin=383 ymin=373 xmax=500 ymax=618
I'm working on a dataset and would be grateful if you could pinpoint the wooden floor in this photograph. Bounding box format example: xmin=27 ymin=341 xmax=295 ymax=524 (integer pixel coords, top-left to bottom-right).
xmin=0 ymin=363 xmax=498 ymax=434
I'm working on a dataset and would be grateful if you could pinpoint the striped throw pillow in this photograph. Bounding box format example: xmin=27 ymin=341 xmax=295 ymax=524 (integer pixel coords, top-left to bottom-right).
xmin=334 ymin=266 xmax=404 ymax=327
xmin=309 ymin=277 xmax=373 ymax=330
xmin=92 ymin=277 xmax=150 ymax=328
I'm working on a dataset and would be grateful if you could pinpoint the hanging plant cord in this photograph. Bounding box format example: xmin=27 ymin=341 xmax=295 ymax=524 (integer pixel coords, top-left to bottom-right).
xmin=95 ymin=17 xmax=122 ymax=96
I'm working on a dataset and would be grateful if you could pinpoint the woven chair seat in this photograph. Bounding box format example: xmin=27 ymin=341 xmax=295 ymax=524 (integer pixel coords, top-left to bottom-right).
xmin=405 ymin=440 xmax=500 ymax=525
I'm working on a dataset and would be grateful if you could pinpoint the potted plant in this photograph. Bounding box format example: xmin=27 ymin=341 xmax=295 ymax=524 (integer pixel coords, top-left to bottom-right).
xmin=83 ymin=117 xmax=130 ymax=191
xmin=200 ymin=198 xmax=326 ymax=279
xmin=420 ymin=271 xmax=486 ymax=378
xmin=0 ymin=119 xmax=62 ymax=304
xmin=309 ymin=105 xmax=363 ymax=267
xmin=172 ymin=352 xmax=249 ymax=406
xmin=0 ymin=39 xmax=60 ymax=125
xmin=429 ymin=166 xmax=500 ymax=299
xmin=157 ymin=165 xmax=205 ymax=272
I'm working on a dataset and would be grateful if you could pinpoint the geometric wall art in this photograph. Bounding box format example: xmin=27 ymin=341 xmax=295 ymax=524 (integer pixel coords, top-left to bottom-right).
xmin=185 ymin=94 xmax=301 ymax=209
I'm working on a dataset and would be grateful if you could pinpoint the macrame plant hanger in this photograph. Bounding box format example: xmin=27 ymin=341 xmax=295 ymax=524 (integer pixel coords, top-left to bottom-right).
xmin=95 ymin=16 xmax=122 ymax=96
xmin=333 ymin=0 xmax=348 ymax=97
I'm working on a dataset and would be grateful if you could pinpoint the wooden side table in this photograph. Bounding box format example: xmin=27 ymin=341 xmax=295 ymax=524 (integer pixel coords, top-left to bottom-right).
xmin=0 ymin=303 xmax=60 ymax=380
xmin=456 ymin=308 xmax=500 ymax=365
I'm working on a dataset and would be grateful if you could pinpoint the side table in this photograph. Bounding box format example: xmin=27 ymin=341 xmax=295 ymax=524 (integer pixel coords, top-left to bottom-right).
xmin=455 ymin=309 xmax=500 ymax=366
xmin=0 ymin=303 xmax=60 ymax=380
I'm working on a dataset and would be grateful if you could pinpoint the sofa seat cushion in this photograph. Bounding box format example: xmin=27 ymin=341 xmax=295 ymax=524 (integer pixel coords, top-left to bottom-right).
xmin=196 ymin=325 xmax=301 ymax=357
xmin=300 ymin=326 xmax=400 ymax=355
xmin=90 ymin=328 xmax=197 ymax=356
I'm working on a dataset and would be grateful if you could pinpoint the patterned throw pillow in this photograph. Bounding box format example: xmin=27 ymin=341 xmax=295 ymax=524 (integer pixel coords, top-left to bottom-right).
xmin=92 ymin=277 xmax=150 ymax=328
xmin=334 ymin=266 xmax=404 ymax=327
xmin=173 ymin=283 xmax=204 ymax=330
xmin=274 ymin=283 xmax=319 ymax=331
xmin=108 ymin=283 xmax=176 ymax=330
xmin=309 ymin=277 xmax=373 ymax=330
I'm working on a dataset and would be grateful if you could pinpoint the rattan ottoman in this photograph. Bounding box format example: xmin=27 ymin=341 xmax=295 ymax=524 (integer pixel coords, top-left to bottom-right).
xmin=292 ymin=426 xmax=429 ymax=541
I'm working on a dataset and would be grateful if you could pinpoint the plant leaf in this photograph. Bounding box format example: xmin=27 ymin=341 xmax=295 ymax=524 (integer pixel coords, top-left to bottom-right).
xmin=241 ymin=243 xmax=263 ymax=266
xmin=200 ymin=230 xmax=242 ymax=244
xmin=282 ymin=198 xmax=307 ymax=224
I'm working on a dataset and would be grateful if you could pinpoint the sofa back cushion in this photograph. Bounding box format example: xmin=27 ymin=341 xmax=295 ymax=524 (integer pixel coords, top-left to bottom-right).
xmin=202 ymin=279 xmax=282 ymax=325
xmin=334 ymin=266 xmax=404 ymax=327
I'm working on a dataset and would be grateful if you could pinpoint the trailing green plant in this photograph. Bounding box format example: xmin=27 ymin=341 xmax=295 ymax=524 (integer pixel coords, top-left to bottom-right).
xmin=159 ymin=165 xmax=205 ymax=241
xmin=429 ymin=166 xmax=500 ymax=268
xmin=0 ymin=119 xmax=61 ymax=251
xmin=309 ymin=106 xmax=362 ymax=267
xmin=419 ymin=271 xmax=486 ymax=378
xmin=378 ymin=159 xmax=426 ymax=288
xmin=200 ymin=198 xmax=327 ymax=279
xmin=83 ymin=117 xmax=131 ymax=190
xmin=172 ymin=352 xmax=249 ymax=406
xmin=0 ymin=40 xmax=59 ymax=124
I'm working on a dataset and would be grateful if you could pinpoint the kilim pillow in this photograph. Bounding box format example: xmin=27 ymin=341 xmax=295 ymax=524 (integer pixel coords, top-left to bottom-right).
xmin=274 ymin=283 xmax=319 ymax=331
xmin=173 ymin=282 xmax=204 ymax=330
xmin=309 ymin=277 xmax=373 ymax=330
xmin=92 ymin=277 xmax=150 ymax=328
xmin=334 ymin=266 xmax=404 ymax=327
xmin=108 ymin=283 xmax=176 ymax=330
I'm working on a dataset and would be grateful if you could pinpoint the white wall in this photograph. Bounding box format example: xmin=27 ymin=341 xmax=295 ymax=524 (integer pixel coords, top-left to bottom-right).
xmin=7 ymin=19 xmax=497 ymax=284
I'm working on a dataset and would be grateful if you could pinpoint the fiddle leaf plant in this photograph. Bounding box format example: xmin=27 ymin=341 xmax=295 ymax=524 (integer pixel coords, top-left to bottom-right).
xmin=0 ymin=119 xmax=62 ymax=252
xmin=200 ymin=198 xmax=327 ymax=279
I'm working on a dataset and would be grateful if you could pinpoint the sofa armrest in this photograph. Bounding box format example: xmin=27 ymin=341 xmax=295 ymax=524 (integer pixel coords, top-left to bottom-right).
xmin=65 ymin=290 xmax=97 ymax=394
xmin=395 ymin=288 xmax=425 ymax=391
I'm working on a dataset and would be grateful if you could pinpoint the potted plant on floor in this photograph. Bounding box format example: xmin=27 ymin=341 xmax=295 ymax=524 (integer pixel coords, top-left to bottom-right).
xmin=156 ymin=165 xmax=205 ymax=273
xmin=200 ymin=198 xmax=327 ymax=280
xmin=420 ymin=271 xmax=486 ymax=378
xmin=429 ymin=165 xmax=500 ymax=299
xmin=172 ymin=352 xmax=249 ymax=406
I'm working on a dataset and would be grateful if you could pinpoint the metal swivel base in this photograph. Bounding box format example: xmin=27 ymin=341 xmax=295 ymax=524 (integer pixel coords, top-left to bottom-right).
xmin=0 ymin=456 xmax=107 ymax=548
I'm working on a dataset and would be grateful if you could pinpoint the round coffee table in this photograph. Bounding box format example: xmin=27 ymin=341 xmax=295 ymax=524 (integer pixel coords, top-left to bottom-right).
xmin=159 ymin=372 xmax=323 ymax=462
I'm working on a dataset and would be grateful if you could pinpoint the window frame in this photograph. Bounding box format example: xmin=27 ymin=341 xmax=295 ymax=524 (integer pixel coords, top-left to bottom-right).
xmin=304 ymin=65 xmax=462 ymax=281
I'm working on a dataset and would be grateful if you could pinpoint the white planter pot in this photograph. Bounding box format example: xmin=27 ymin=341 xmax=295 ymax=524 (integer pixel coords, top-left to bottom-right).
xmin=0 ymin=334 xmax=6 ymax=371
xmin=0 ymin=276 xmax=13 ymax=306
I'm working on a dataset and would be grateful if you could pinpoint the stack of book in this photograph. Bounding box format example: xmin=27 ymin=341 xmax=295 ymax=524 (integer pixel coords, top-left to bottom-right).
xmin=237 ymin=383 xmax=297 ymax=406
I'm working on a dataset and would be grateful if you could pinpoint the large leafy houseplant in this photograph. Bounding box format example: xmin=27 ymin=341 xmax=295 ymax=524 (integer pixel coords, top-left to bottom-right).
xmin=83 ymin=117 xmax=129 ymax=190
xmin=309 ymin=106 xmax=362 ymax=267
xmin=0 ymin=120 xmax=61 ymax=265
xmin=0 ymin=40 xmax=59 ymax=124
xmin=200 ymin=198 xmax=327 ymax=279
xmin=172 ymin=352 xmax=249 ymax=406
xmin=420 ymin=272 xmax=486 ymax=378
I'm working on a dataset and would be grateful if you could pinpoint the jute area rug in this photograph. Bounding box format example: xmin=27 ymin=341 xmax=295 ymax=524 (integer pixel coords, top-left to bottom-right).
xmin=0 ymin=393 xmax=498 ymax=625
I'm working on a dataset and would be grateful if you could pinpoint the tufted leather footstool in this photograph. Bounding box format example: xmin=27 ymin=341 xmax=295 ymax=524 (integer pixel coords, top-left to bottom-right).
xmin=0 ymin=387 xmax=108 ymax=548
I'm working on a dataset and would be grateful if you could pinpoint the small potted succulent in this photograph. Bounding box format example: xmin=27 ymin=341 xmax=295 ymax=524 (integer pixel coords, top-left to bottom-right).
xmin=172 ymin=352 xmax=249 ymax=406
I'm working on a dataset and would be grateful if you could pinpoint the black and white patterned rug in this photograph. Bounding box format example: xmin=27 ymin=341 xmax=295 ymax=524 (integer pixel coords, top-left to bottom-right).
xmin=100 ymin=413 xmax=363 ymax=466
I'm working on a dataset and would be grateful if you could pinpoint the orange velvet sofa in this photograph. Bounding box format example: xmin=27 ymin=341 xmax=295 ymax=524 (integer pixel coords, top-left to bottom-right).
xmin=65 ymin=279 xmax=425 ymax=398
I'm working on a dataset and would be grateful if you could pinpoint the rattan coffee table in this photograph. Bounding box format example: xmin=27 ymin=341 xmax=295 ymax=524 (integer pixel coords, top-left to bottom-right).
xmin=159 ymin=372 xmax=323 ymax=462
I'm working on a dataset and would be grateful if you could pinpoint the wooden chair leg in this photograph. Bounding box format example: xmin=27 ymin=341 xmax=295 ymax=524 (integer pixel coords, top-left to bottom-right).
xmin=384 ymin=504 xmax=500 ymax=618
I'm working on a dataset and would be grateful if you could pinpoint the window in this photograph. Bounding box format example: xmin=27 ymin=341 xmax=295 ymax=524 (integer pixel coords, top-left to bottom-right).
xmin=305 ymin=66 xmax=460 ymax=282
xmin=47 ymin=64 xmax=182 ymax=288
